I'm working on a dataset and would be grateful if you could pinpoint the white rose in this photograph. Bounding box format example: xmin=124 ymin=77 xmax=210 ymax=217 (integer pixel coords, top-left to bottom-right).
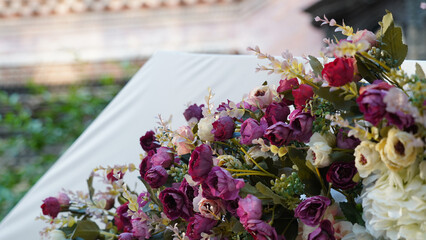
xmin=246 ymin=85 xmax=274 ymax=109
xmin=49 ymin=230 xmax=66 ymax=240
xmin=376 ymin=128 xmax=421 ymax=171
xmin=354 ymin=141 xmax=385 ymax=178
xmin=306 ymin=132 xmax=335 ymax=168
xmin=197 ymin=117 xmax=214 ymax=141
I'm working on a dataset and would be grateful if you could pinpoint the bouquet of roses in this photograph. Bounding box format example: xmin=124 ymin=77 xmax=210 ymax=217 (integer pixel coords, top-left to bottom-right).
xmin=38 ymin=12 xmax=425 ymax=240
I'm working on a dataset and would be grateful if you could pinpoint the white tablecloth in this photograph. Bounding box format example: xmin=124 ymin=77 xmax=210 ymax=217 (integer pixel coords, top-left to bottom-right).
xmin=0 ymin=51 xmax=424 ymax=239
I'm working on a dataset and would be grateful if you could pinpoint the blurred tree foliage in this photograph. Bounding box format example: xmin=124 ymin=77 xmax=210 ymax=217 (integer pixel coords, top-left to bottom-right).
xmin=0 ymin=78 xmax=121 ymax=220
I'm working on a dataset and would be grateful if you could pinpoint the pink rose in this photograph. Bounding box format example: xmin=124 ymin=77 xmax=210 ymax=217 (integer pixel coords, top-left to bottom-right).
xmin=246 ymin=86 xmax=274 ymax=109
xmin=237 ymin=194 xmax=263 ymax=225
xmin=172 ymin=126 xmax=195 ymax=156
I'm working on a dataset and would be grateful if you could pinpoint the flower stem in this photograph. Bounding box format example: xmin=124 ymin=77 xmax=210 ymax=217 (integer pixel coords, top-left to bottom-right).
xmin=315 ymin=167 xmax=328 ymax=196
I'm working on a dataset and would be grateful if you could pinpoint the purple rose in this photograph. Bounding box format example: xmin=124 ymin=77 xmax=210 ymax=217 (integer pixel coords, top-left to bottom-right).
xmin=277 ymin=78 xmax=299 ymax=93
xmin=179 ymin=178 xmax=199 ymax=202
xmin=202 ymin=166 xmax=245 ymax=201
xmin=41 ymin=197 xmax=61 ymax=219
xmin=294 ymin=196 xmax=331 ymax=227
xmin=289 ymin=109 xmax=314 ymax=143
xmin=115 ymin=202 xmax=132 ymax=232
xmin=264 ymin=122 xmax=293 ymax=146
xmin=326 ymin=161 xmax=358 ymax=190
xmin=139 ymin=150 xmax=154 ymax=177
xmin=308 ymin=220 xmax=336 ymax=240
xmin=159 ymin=188 xmax=193 ymax=221
xmin=385 ymin=111 xmax=415 ymax=131
xmin=131 ymin=218 xmax=151 ymax=239
xmin=151 ymin=147 xmax=174 ymax=168
xmin=237 ymin=194 xmax=262 ymax=225
xmin=211 ymin=116 xmax=235 ymax=141
xmin=144 ymin=166 xmax=168 ymax=188
xmin=186 ymin=214 xmax=218 ymax=240
xmin=184 ymin=104 xmax=204 ymax=122
xmin=118 ymin=233 xmax=134 ymax=240
xmin=357 ymin=81 xmax=393 ymax=126
xmin=263 ymin=101 xmax=290 ymax=126
xmin=336 ymin=128 xmax=360 ymax=149
xmin=188 ymin=144 xmax=213 ymax=182
xmin=139 ymin=130 xmax=160 ymax=152
xmin=240 ymin=118 xmax=267 ymax=145
xmin=245 ymin=219 xmax=279 ymax=240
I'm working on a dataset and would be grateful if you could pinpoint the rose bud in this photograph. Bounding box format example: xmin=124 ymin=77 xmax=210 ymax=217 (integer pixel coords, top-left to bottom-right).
xmin=263 ymin=101 xmax=290 ymax=126
xmin=289 ymin=109 xmax=314 ymax=143
xmin=264 ymin=122 xmax=293 ymax=146
xmin=356 ymin=80 xmax=393 ymax=126
xmin=131 ymin=218 xmax=151 ymax=240
xmin=294 ymin=196 xmax=331 ymax=227
xmin=184 ymin=104 xmax=204 ymax=123
xmin=179 ymin=178 xmax=199 ymax=202
xmin=211 ymin=116 xmax=235 ymax=141
xmin=277 ymin=78 xmax=299 ymax=93
xmin=336 ymin=128 xmax=360 ymax=149
xmin=308 ymin=220 xmax=336 ymax=240
xmin=322 ymin=57 xmax=355 ymax=87
xmin=139 ymin=150 xmax=154 ymax=177
xmin=202 ymin=166 xmax=245 ymax=201
xmin=188 ymin=144 xmax=213 ymax=182
xmin=41 ymin=197 xmax=61 ymax=219
xmin=292 ymin=84 xmax=314 ymax=109
xmin=186 ymin=214 xmax=218 ymax=240
xmin=172 ymin=126 xmax=195 ymax=156
xmin=107 ymin=170 xmax=124 ymax=182
xmin=115 ymin=202 xmax=132 ymax=232
xmin=144 ymin=165 xmax=168 ymax=188
xmin=237 ymin=194 xmax=263 ymax=225
xmin=139 ymin=130 xmax=160 ymax=152
xmin=57 ymin=192 xmax=70 ymax=206
xmin=240 ymin=118 xmax=267 ymax=145
xmin=151 ymin=147 xmax=174 ymax=168
xmin=245 ymin=219 xmax=279 ymax=240
xmin=246 ymin=85 xmax=274 ymax=109
xmin=159 ymin=188 xmax=193 ymax=221
xmin=326 ymin=161 xmax=358 ymax=190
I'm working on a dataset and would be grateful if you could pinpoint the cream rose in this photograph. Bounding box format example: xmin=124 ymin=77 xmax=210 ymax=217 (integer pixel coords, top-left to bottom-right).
xmin=197 ymin=116 xmax=215 ymax=141
xmin=172 ymin=126 xmax=195 ymax=155
xmin=376 ymin=128 xmax=421 ymax=171
xmin=354 ymin=141 xmax=384 ymax=178
xmin=306 ymin=132 xmax=335 ymax=168
xmin=246 ymin=85 xmax=274 ymax=109
xmin=198 ymin=198 xmax=224 ymax=220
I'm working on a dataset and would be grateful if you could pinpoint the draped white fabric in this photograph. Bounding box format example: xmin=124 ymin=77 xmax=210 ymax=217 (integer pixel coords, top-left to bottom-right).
xmin=0 ymin=52 xmax=424 ymax=239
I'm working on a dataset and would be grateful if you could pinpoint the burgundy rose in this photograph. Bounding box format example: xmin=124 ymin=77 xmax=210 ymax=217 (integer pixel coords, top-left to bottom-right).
xmin=151 ymin=147 xmax=174 ymax=168
xmin=385 ymin=111 xmax=415 ymax=131
xmin=186 ymin=214 xmax=218 ymax=240
xmin=41 ymin=197 xmax=61 ymax=219
xmin=115 ymin=202 xmax=132 ymax=232
xmin=294 ymin=196 xmax=331 ymax=227
xmin=245 ymin=219 xmax=279 ymax=240
xmin=336 ymin=128 xmax=360 ymax=149
xmin=240 ymin=118 xmax=268 ymax=145
xmin=144 ymin=165 xmax=168 ymax=188
xmin=184 ymin=104 xmax=204 ymax=122
xmin=159 ymin=188 xmax=193 ymax=221
xmin=179 ymin=178 xmax=199 ymax=202
xmin=289 ymin=109 xmax=314 ymax=143
xmin=224 ymin=198 xmax=240 ymax=217
xmin=326 ymin=161 xmax=358 ymax=190
xmin=263 ymin=101 xmax=290 ymax=126
xmin=322 ymin=58 xmax=355 ymax=87
xmin=202 ymin=166 xmax=245 ymax=201
xmin=139 ymin=130 xmax=160 ymax=152
xmin=308 ymin=220 xmax=336 ymax=240
xmin=188 ymin=144 xmax=213 ymax=182
xmin=356 ymin=81 xmax=393 ymax=126
xmin=237 ymin=194 xmax=262 ymax=225
xmin=277 ymin=78 xmax=299 ymax=93
xmin=293 ymin=84 xmax=314 ymax=109
xmin=264 ymin=122 xmax=293 ymax=146
xmin=211 ymin=116 xmax=235 ymax=141
xmin=139 ymin=150 xmax=154 ymax=177
xmin=107 ymin=170 xmax=124 ymax=182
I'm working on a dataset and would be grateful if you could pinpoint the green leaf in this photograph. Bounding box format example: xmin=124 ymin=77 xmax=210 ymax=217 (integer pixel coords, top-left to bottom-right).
xmin=87 ymin=174 xmax=95 ymax=202
xmin=378 ymin=12 xmax=407 ymax=68
xmin=313 ymin=87 xmax=361 ymax=119
xmin=416 ymin=63 xmax=425 ymax=79
xmin=240 ymin=182 xmax=261 ymax=198
xmin=339 ymin=202 xmax=365 ymax=226
xmin=287 ymin=147 xmax=321 ymax=196
xmin=71 ymin=220 xmax=100 ymax=240
xmin=255 ymin=182 xmax=288 ymax=207
xmin=308 ymin=55 xmax=323 ymax=77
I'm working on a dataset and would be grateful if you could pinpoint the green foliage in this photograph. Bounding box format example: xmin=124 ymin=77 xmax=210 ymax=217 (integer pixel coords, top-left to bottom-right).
xmin=308 ymin=55 xmax=323 ymax=77
xmin=0 ymin=80 xmax=120 ymax=221
xmin=339 ymin=202 xmax=365 ymax=226
xmin=70 ymin=220 xmax=100 ymax=240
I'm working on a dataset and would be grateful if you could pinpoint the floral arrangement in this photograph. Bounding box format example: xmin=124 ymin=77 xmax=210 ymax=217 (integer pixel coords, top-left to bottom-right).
xmin=38 ymin=12 xmax=425 ymax=240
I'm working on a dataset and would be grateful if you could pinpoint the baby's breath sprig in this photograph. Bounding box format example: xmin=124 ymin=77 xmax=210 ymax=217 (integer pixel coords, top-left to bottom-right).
xmin=168 ymin=164 xmax=188 ymax=183
xmin=155 ymin=114 xmax=174 ymax=148
xmin=270 ymin=172 xmax=304 ymax=210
